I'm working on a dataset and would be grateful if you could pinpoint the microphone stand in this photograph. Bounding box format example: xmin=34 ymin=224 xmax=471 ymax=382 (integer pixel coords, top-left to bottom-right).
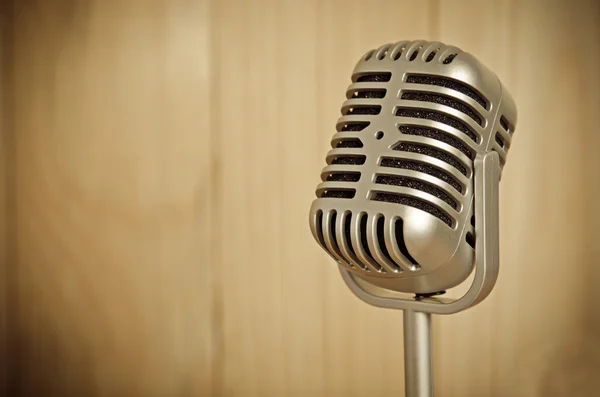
xmin=339 ymin=151 xmax=501 ymax=397
xmin=403 ymin=310 xmax=432 ymax=397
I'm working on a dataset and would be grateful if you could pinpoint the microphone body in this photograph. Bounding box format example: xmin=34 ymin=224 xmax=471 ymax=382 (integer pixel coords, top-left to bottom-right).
xmin=309 ymin=40 xmax=516 ymax=295
xmin=309 ymin=40 xmax=518 ymax=397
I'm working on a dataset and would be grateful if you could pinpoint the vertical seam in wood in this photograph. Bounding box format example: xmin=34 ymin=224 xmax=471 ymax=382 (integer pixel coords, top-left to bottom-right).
xmin=207 ymin=0 xmax=225 ymax=395
xmin=274 ymin=2 xmax=287 ymax=392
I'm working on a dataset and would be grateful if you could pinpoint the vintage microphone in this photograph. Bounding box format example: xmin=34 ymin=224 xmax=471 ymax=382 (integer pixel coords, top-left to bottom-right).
xmin=309 ymin=40 xmax=517 ymax=396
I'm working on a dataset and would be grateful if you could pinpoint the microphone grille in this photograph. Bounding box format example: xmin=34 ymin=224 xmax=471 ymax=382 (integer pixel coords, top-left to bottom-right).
xmin=310 ymin=40 xmax=517 ymax=292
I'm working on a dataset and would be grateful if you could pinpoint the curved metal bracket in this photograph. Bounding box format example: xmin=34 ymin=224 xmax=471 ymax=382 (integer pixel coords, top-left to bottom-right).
xmin=340 ymin=151 xmax=500 ymax=315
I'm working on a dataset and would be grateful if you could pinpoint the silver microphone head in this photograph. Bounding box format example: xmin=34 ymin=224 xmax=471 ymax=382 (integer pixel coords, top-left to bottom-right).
xmin=309 ymin=40 xmax=517 ymax=295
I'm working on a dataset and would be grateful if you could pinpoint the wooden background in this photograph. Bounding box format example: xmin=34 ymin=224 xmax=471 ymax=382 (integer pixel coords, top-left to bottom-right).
xmin=1 ymin=0 xmax=600 ymax=396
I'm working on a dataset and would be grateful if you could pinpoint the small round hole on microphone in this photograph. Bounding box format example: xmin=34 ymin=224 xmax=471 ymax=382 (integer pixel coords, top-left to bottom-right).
xmin=377 ymin=46 xmax=390 ymax=60
xmin=393 ymin=47 xmax=405 ymax=60
xmin=409 ymin=46 xmax=422 ymax=61
xmin=375 ymin=131 xmax=384 ymax=140
xmin=443 ymin=53 xmax=457 ymax=64
xmin=425 ymin=50 xmax=438 ymax=62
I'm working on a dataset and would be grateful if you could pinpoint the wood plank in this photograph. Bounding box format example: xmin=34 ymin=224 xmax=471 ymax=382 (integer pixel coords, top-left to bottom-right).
xmin=213 ymin=1 xmax=434 ymax=395
xmin=582 ymin=0 xmax=600 ymax=357
xmin=11 ymin=1 xmax=215 ymax=396
xmin=545 ymin=2 xmax=600 ymax=396
xmin=0 ymin=2 xmax=12 ymax=395
xmin=211 ymin=1 xmax=309 ymax=394
xmin=5 ymin=0 xmax=600 ymax=396
xmin=437 ymin=1 xmax=599 ymax=396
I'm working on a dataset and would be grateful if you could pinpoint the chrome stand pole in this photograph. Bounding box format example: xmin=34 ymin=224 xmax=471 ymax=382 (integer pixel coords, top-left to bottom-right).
xmin=403 ymin=310 xmax=433 ymax=397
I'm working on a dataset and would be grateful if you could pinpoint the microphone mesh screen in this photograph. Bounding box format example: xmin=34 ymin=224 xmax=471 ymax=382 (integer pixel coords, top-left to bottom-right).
xmin=330 ymin=155 xmax=366 ymax=165
xmin=379 ymin=158 xmax=463 ymax=193
xmin=371 ymin=193 xmax=453 ymax=227
xmin=400 ymin=91 xmax=483 ymax=126
xmin=310 ymin=40 xmax=517 ymax=291
xmin=346 ymin=106 xmax=381 ymax=115
xmin=392 ymin=142 xmax=467 ymax=176
xmin=340 ymin=122 xmax=369 ymax=131
xmin=395 ymin=107 xmax=478 ymax=142
xmin=321 ymin=190 xmax=356 ymax=199
xmin=356 ymin=72 xmax=391 ymax=82
xmin=352 ymin=90 xmax=386 ymax=99
xmin=326 ymin=173 xmax=361 ymax=182
xmin=399 ymin=125 xmax=473 ymax=159
xmin=406 ymin=74 xmax=487 ymax=109
xmin=335 ymin=138 xmax=363 ymax=148
xmin=375 ymin=175 xmax=458 ymax=209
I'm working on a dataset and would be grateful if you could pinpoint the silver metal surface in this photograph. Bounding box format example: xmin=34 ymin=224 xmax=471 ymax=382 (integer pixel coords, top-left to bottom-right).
xmin=342 ymin=149 xmax=500 ymax=397
xmin=403 ymin=310 xmax=432 ymax=397
xmin=309 ymin=41 xmax=517 ymax=396
xmin=340 ymin=150 xmax=500 ymax=314
xmin=309 ymin=40 xmax=517 ymax=295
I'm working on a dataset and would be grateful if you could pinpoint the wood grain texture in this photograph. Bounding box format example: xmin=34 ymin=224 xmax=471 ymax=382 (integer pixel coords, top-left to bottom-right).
xmin=213 ymin=1 xmax=436 ymax=395
xmin=0 ymin=2 xmax=12 ymax=395
xmin=435 ymin=1 xmax=599 ymax=396
xmin=3 ymin=0 xmax=600 ymax=396
xmin=10 ymin=1 xmax=215 ymax=396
